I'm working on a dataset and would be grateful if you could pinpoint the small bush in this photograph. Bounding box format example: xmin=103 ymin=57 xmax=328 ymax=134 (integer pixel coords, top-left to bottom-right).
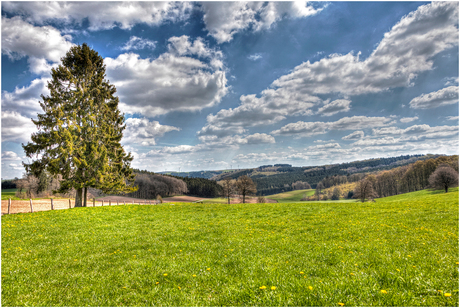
xmin=156 ymin=195 xmax=163 ymax=204
xmin=257 ymin=196 xmax=266 ymax=203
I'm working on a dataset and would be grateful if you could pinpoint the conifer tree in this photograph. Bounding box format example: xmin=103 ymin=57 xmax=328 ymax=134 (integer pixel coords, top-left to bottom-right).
xmin=23 ymin=43 xmax=136 ymax=207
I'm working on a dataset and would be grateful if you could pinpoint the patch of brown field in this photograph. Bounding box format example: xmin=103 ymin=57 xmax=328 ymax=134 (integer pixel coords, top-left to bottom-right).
xmin=228 ymin=196 xmax=278 ymax=204
xmin=162 ymin=196 xmax=209 ymax=202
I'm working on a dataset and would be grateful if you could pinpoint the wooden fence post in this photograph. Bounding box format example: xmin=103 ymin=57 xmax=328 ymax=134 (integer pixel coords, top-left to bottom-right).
xmin=102 ymin=200 xmax=104 ymax=206
xmin=124 ymin=201 xmax=126 ymax=206
xmin=8 ymin=198 xmax=11 ymax=214
xmin=51 ymin=198 xmax=54 ymax=210
xmin=117 ymin=200 xmax=119 ymax=206
xmin=30 ymin=199 xmax=33 ymax=213
xmin=93 ymin=198 xmax=95 ymax=207
xmin=69 ymin=199 xmax=71 ymax=209
xmin=109 ymin=200 xmax=111 ymax=206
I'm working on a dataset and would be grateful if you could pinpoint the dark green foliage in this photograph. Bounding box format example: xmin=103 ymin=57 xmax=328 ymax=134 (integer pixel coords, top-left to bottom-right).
xmin=1 ymin=179 xmax=17 ymax=189
xmin=173 ymin=176 xmax=222 ymax=198
xmin=126 ymin=172 xmax=187 ymax=199
xmin=132 ymin=169 xmax=222 ymax=198
xmin=347 ymin=191 xmax=354 ymax=199
xmin=22 ymin=43 xmax=136 ymax=206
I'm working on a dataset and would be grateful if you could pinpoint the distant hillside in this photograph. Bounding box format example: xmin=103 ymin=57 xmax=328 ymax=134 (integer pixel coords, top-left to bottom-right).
xmin=209 ymin=154 xmax=443 ymax=195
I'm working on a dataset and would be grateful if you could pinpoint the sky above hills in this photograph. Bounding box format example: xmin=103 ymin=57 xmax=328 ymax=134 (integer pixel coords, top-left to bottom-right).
xmin=1 ymin=1 xmax=459 ymax=178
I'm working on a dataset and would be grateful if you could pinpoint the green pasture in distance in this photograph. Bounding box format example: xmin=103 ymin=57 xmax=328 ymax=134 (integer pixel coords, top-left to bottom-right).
xmin=1 ymin=188 xmax=458 ymax=306
xmin=1 ymin=189 xmax=19 ymax=200
xmin=268 ymin=189 xmax=315 ymax=203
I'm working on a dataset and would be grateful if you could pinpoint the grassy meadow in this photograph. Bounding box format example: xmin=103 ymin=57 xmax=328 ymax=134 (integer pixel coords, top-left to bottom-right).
xmin=1 ymin=188 xmax=458 ymax=306
xmin=1 ymin=189 xmax=19 ymax=200
xmin=268 ymin=189 xmax=315 ymax=203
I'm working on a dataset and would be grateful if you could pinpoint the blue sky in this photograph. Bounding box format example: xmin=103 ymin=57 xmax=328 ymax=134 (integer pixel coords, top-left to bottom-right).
xmin=1 ymin=1 xmax=459 ymax=178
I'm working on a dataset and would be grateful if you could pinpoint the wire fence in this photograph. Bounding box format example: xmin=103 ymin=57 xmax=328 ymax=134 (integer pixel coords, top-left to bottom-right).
xmin=1 ymin=198 xmax=160 ymax=215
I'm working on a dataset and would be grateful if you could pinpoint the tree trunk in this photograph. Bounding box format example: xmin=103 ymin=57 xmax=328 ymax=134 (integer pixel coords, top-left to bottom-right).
xmin=242 ymin=192 xmax=246 ymax=204
xmin=75 ymin=188 xmax=83 ymax=207
xmin=83 ymin=187 xmax=87 ymax=207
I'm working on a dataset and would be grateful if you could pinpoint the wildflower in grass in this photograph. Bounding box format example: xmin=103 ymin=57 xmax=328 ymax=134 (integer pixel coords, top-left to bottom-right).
xmin=300 ymin=271 xmax=304 ymax=274
xmin=381 ymin=290 xmax=387 ymax=294
xmin=207 ymin=268 xmax=211 ymax=271
xmin=178 ymin=286 xmax=181 ymax=290
xmin=396 ymin=269 xmax=400 ymax=272
xmin=445 ymin=293 xmax=451 ymax=297
xmin=271 ymin=286 xmax=276 ymax=290
xmin=350 ymin=273 xmax=354 ymax=276
xmin=164 ymin=273 xmax=167 ymax=276
xmin=193 ymin=275 xmax=197 ymax=277
xmin=338 ymin=302 xmax=345 ymax=306
xmin=308 ymin=286 xmax=313 ymax=290
xmin=156 ymin=282 xmax=159 ymax=285
xmin=260 ymin=286 xmax=266 ymax=290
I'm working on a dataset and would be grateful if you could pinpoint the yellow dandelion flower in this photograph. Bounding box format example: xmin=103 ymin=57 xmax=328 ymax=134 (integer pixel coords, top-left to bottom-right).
xmin=380 ymin=290 xmax=387 ymax=294
xmin=164 ymin=273 xmax=168 ymax=276
xmin=259 ymin=286 xmax=267 ymax=290
xmin=178 ymin=286 xmax=181 ymax=290
xmin=445 ymin=293 xmax=451 ymax=297
xmin=271 ymin=286 xmax=276 ymax=290
xmin=207 ymin=268 xmax=211 ymax=271
xmin=192 ymin=274 xmax=197 ymax=277
xmin=156 ymin=282 xmax=159 ymax=285
xmin=308 ymin=286 xmax=313 ymax=290
xmin=338 ymin=302 xmax=345 ymax=306
xmin=350 ymin=273 xmax=354 ymax=276
xmin=396 ymin=269 xmax=400 ymax=272
xmin=300 ymin=271 xmax=304 ymax=274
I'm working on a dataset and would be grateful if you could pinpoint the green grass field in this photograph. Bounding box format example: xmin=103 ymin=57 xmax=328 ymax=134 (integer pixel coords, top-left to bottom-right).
xmin=1 ymin=189 xmax=19 ymax=200
xmin=2 ymin=188 xmax=458 ymax=306
xmin=268 ymin=189 xmax=315 ymax=203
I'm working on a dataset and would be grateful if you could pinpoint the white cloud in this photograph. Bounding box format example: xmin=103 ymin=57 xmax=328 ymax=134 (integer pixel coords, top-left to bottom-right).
xmin=272 ymin=2 xmax=458 ymax=96
xmin=2 ymin=151 xmax=22 ymax=161
xmin=248 ymin=53 xmax=262 ymax=61
xmin=400 ymin=116 xmax=419 ymax=123
xmin=1 ymin=16 xmax=74 ymax=74
xmin=1 ymin=111 xmax=37 ymax=143
xmin=121 ymin=36 xmax=157 ymax=51
xmin=409 ymin=86 xmax=459 ymax=109
xmin=342 ymin=131 xmax=365 ymax=140
xmin=271 ymin=116 xmax=394 ymax=137
xmin=105 ymin=36 xmax=228 ymax=117
xmin=122 ymin=118 xmax=181 ymax=146
xmin=317 ymin=99 xmax=351 ymax=116
xmin=200 ymin=1 xmax=324 ymax=43
xmin=1 ymin=77 xmax=49 ymax=117
xmin=446 ymin=116 xmax=459 ymax=121
xmin=444 ymin=77 xmax=459 ymax=86
xmin=372 ymin=124 xmax=459 ymax=139
xmin=199 ymin=2 xmax=458 ymax=137
xmin=2 ymin=2 xmax=192 ymax=31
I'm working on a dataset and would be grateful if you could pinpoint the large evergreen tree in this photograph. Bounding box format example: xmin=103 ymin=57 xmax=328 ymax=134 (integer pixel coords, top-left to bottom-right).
xmin=23 ymin=43 xmax=136 ymax=207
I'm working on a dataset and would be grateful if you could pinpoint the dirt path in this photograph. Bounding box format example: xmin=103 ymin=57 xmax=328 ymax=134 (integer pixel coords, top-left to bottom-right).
xmin=2 ymin=195 xmax=277 ymax=215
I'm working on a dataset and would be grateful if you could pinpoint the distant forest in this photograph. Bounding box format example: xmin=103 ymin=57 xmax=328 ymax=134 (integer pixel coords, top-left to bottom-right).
xmin=5 ymin=154 xmax=457 ymax=200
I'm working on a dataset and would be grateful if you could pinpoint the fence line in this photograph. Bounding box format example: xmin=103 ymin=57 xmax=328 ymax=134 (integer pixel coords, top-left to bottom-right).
xmin=3 ymin=198 xmax=160 ymax=215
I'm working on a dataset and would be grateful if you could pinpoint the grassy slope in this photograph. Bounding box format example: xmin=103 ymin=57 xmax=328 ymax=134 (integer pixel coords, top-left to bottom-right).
xmin=1 ymin=189 xmax=458 ymax=306
xmin=1 ymin=189 xmax=20 ymax=200
xmin=267 ymin=189 xmax=315 ymax=203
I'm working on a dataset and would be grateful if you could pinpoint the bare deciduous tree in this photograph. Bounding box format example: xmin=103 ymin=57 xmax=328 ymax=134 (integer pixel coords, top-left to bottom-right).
xmin=428 ymin=164 xmax=459 ymax=193
xmin=236 ymin=175 xmax=257 ymax=203
xmin=314 ymin=183 xmax=324 ymax=201
xmin=353 ymin=178 xmax=378 ymax=202
xmin=220 ymin=177 xmax=235 ymax=204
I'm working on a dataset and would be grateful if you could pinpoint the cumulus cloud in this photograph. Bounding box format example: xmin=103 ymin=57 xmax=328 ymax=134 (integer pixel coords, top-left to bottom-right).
xmin=2 ymin=2 xmax=192 ymax=31
xmin=1 ymin=111 xmax=37 ymax=143
xmin=1 ymin=77 xmax=49 ymax=117
xmin=200 ymin=1 xmax=324 ymax=43
xmin=248 ymin=53 xmax=262 ymax=61
xmin=105 ymin=36 xmax=228 ymax=117
xmin=342 ymin=131 xmax=365 ymax=140
xmin=272 ymin=2 xmax=458 ymax=96
xmin=2 ymin=151 xmax=22 ymax=161
xmin=400 ymin=116 xmax=419 ymax=123
xmin=121 ymin=36 xmax=157 ymax=51
xmin=122 ymin=118 xmax=181 ymax=146
xmin=271 ymin=116 xmax=394 ymax=137
xmin=199 ymin=2 xmax=458 ymax=137
xmin=409 ymin=86 xmax=459 ymax=109
xmin=1 ymin=16 xmax=74 ymax=74
xmin=446 ymin=116 xmax=459 ymax=121
xmin=317 ymin=99 xmax=351 ymax=116
xmin=372 ymin=124 xmax=458 ymax=139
